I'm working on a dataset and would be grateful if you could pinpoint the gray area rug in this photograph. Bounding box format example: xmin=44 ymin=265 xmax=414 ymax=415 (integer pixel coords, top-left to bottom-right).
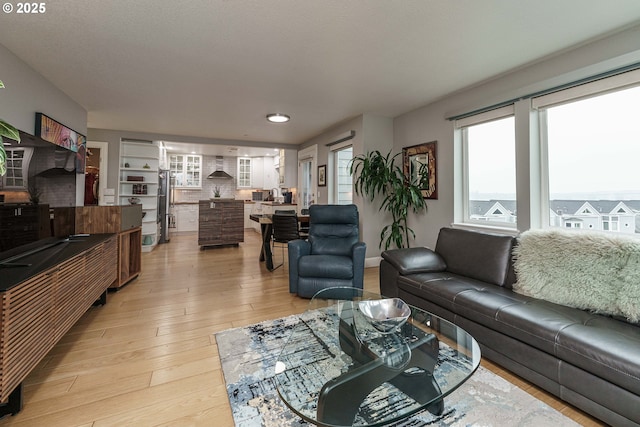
xmin=216 ymin=315 xmax=580 ymax=427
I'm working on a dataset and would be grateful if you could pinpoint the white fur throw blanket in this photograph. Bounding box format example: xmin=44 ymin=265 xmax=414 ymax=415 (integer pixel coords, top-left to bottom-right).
xmin=513 ymin=229 xmax=640 ymax=322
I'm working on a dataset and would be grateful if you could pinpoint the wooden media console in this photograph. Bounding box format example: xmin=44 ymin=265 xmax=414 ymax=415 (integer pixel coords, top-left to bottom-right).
xmin=0 ymin=234 xmax=117 ymax=418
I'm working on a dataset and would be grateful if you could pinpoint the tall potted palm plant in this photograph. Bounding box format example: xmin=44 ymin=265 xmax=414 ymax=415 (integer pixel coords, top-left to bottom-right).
xmin=350 ymin=150 xmax=428 ymax=250
xmin=0 ymin=80 xmax=22 ymax=176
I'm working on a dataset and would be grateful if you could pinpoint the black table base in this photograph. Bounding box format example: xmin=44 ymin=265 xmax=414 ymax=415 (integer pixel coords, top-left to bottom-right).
xmin=317 ymin=307 xmax=443 ymax=426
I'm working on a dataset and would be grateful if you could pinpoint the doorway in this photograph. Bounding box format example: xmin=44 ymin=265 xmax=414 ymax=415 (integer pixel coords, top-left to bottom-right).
xmin=86 ymin=141 xmax=109 ymax=205
xmin=297 ymin=145 xmax=317 ymax=211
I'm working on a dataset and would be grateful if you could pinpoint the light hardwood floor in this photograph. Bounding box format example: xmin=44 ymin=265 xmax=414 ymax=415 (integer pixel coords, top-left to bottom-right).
xmin=1 ymin=230 xmax=604 ymax=426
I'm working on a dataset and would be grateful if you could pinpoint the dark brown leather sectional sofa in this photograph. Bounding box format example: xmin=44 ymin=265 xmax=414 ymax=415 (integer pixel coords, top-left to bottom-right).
xmin=380 ymin=227 xmax=640 ymax=427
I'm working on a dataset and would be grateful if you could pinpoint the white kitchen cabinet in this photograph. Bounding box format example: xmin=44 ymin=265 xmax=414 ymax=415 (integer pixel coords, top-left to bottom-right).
xmin=244 ymin=203 xmax=253 ymax=229
xmin=251 ymin=157 xmax=264 ymax=189
xmin=276 ymin=149 xmax=298 ymax=188
xmin=237 ymin=157 xmax=252 ymax=188
xmin=170 ymin=154 xmax=202 ymax=188
xmin=250 ymin=202 xmax=263 ymax=233
xmin=174 ymin=204 xmax=198 ymax=232
xmin=262 ymin=156 xmax=278 ymax=189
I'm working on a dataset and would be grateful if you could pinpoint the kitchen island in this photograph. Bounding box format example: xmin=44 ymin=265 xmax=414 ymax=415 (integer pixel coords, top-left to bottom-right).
xmin=198 ymin=199 xmax=244 ymax=248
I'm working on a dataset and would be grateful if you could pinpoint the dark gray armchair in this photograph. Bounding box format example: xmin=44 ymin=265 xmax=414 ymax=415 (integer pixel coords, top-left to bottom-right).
xmin=288 ymin=204 xmax=366 ymax=298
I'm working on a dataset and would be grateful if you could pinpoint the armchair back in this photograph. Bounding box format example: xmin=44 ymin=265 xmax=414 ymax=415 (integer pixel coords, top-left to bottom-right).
xmin=308 ymin=204 xmax=359 ymax=256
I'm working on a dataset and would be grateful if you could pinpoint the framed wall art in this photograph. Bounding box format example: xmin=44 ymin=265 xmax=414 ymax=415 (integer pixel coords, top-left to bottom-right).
xmin=35 ymin=112 xmax=87 ymax=173
xmin=402 ymin=141 xmax=437 ymax=199
xmin=318 ymin=164 xmax=327 ymax=187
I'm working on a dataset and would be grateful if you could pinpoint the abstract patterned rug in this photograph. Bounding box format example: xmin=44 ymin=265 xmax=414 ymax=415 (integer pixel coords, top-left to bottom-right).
xmin=216 ymin=315 xmax=580 ymax=427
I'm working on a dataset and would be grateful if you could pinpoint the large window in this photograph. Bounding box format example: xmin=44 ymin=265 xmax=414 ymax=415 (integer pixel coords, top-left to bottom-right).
xmin=454 ymin=68 xmax=640 ymax=235
xmin=333 ymin=145 xmax=353 ymax=204
xmin=540 ymin=83 xmax=640 ymax=234
xmin=459 ymin=109 xmax=516 ymax=227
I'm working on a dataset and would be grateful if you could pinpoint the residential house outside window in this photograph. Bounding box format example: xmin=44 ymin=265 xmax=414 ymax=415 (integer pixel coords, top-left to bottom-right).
xmin=454 ymin=69 xmax=640 ymax=236
xmin=458 ymin=107 xmax=516 ymax=228
xmin=538 ymin=83 xmax=640 ymax=234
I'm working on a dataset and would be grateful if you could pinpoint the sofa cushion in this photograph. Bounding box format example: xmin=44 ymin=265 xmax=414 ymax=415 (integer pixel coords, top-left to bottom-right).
xmin=299 ymin=254 xmax=353 ymax=279
xmin=456 ymin=287 xmax=640 ymax=395
xmin=397 ymin=272 xmax=492 ymax=314
xmin=556 ymin=317 xmax=640 ymax=396
xmin=435 ymin=228 xmax=516 ymax=287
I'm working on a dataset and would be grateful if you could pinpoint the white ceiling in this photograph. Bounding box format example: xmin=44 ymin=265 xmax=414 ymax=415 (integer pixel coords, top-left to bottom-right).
xmin=2 ymin=1 xmax=640 ymax=152
xmin=163 ymin=141 xmax=280 ymax=157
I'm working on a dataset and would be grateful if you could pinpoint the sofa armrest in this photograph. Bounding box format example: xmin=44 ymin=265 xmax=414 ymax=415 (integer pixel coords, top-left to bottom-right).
xmin=381 ymin=247 xmax=447 ymax=275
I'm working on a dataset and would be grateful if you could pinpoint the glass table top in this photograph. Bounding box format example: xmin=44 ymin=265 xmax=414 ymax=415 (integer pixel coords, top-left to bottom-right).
xmin=274 ymin=287 xmax=481 ymax=427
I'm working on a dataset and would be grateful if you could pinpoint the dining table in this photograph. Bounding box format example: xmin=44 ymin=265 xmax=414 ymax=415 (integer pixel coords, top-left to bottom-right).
xmin=249 ymin=213 xmax=309 ymax=271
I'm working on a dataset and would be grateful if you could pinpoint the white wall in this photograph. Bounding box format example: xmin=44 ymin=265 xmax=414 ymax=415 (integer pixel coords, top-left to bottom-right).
xmin=299 ymin=114 xmax=394 ymax=259
xmin=393 ymin=24 xmax=640 ymax=249
xmin=0 ymin=43 xmax=88 ymax=205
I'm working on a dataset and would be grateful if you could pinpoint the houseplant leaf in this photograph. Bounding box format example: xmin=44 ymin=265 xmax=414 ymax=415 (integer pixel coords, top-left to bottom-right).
xmin=351 ymin=149 xmax=427 ymax=249
xmin=0 ymin=119 xmax=21 ymax=176
xmin=0 ymin=80 xmax=22 ymax=176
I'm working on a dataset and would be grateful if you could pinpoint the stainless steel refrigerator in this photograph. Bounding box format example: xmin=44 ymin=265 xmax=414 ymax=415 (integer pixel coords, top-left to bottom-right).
xmin=158 ymin=169 xmax=171 ymax=243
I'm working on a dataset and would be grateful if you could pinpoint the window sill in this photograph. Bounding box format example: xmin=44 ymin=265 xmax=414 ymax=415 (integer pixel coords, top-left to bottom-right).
xmin=451 ymin=222 xmax=520 ymax=236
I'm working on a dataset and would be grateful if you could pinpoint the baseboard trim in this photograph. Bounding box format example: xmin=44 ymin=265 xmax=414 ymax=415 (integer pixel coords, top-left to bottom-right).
xmin=365 ymin=256 xmax=381 ymax=268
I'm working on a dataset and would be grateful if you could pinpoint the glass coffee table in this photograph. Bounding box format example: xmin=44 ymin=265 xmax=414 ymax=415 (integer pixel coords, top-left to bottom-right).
xmin=274 ymin=287 xmax=481 ymax=427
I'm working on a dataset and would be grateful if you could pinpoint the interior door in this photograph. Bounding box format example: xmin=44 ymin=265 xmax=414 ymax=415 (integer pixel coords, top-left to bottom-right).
xmin=297 ymin=145 xmax=317 ymax=213
xmin=299 ymin=158 xmax=314 ymax=210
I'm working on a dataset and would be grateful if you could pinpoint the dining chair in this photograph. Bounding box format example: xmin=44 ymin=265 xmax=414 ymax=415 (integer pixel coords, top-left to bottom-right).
xmin=299 ymin=208 xmax=310 ymax=237
xmin=271 ymin=212 xmax=301 ymax=270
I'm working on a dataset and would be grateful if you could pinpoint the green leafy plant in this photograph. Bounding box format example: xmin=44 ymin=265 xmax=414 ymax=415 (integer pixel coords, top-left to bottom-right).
xmin=213 ymin=186 xmax=221 ymax=197
xmin=0 ymin=80 xmax=22 ymax=176
xmin=28 ymin=183 xmax=41 ymax=204
xmin=350 ymin=150 xmax=428 ymax=250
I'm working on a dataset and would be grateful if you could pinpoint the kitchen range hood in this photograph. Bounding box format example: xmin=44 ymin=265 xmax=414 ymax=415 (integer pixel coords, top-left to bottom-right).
xmin=207 ymin=156 xmax=233 ymax=179
xmin=36 ymin=149 xmax=76 ymax=177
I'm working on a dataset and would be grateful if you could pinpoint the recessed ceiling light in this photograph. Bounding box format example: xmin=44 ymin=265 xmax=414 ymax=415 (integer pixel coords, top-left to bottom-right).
xmin=266 ymin=113 xmax=290 ymax=123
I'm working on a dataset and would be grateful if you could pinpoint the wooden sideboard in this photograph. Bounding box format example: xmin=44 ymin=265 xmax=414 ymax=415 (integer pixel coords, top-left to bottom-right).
xmin=52 ymin=205 xmax=142 ymax=289
xmin=198 ymin=199 xmax=244 ymax=247
xmin=0 ymin=234 xmax=117 ymax=416
xmin=0 ymin=204 xmax=50 ymax=253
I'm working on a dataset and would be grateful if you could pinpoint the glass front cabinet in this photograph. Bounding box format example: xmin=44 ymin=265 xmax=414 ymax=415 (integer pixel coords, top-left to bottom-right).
xmin=170 ymin=154 xmax=202 ymax=188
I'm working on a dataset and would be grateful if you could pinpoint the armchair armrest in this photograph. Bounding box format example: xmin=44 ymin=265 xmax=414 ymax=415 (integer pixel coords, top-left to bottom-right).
xmin=351 ymin=241 xmax=367 ymax=289
xmin=381 ymin=247 xmax=446 ymax=275
xmin=288 ymin=239 xmax=311 ymax=293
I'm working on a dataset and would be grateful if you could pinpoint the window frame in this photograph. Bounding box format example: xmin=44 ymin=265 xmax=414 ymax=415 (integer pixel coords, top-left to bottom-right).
xmin=330 ymin=143 xmax=353 ymax=205
xmin=456 ymin=105 xmax=517 ymax=229
xmin=2 ymin=147 xmax=33 ymax=190
xmin=453 ymin=67 xmax=640 ymax=236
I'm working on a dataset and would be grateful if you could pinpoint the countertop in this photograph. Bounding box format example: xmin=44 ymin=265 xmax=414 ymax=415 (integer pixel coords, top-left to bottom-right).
xmin=173 ymin=200 xmax=253 ymax=205
xmin=260 ymin=202 xmax=297 ymax=206
xmin=0 ymin=234 xmax=116 ymax=291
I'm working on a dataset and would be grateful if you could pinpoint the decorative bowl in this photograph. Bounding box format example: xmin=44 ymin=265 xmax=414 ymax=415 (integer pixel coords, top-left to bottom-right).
xmin=358 ymin=298 xmax=411 ymax=333
xmin=128 ymin=197 xmax=141 ymax=204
